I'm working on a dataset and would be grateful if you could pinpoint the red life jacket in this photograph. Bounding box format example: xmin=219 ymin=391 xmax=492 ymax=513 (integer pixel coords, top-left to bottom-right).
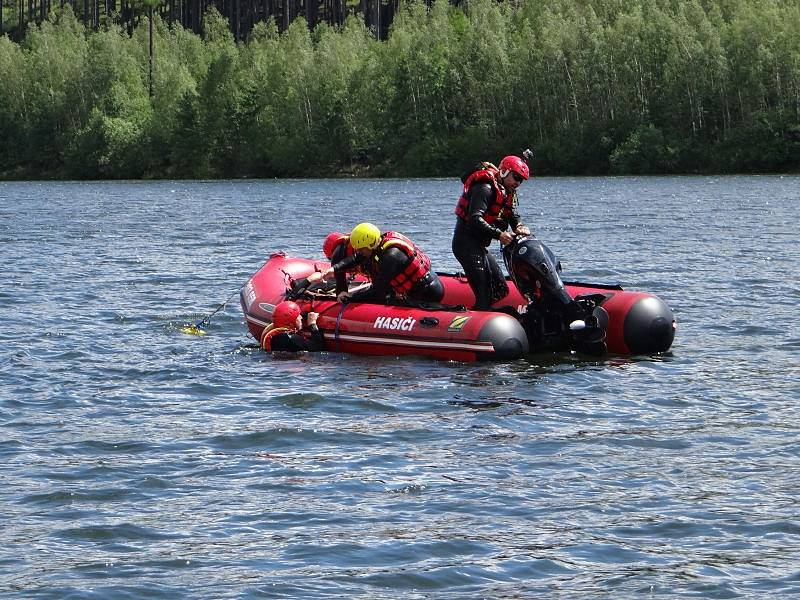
xmin=454 ymin=165 xmax=517 ymax=225
xmin=260 ymin=325 xmax=294 ymax=351
xmin=371 ymin=232 xmax=431 ymax=294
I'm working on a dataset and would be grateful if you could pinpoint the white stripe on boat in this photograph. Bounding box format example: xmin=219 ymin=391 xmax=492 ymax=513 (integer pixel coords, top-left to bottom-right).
xmin=246 ymin=313 xmax=495 ymax=353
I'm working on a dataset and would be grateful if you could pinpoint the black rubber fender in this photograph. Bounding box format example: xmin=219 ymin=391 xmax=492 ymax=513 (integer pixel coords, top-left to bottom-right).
xmin=624 ymin=296 xmax=676 ymax=354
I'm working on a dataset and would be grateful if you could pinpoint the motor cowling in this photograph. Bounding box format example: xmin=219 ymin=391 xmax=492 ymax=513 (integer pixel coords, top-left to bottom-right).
xmin=503 ymin=236 xmax=572 ymax=308
xmin=503 ymin=237 xmax=607 ymax=355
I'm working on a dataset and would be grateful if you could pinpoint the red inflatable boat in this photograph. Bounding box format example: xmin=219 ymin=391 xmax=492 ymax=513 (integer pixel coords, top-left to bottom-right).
xmin=240 ymin=245 xmax=676 ymax=362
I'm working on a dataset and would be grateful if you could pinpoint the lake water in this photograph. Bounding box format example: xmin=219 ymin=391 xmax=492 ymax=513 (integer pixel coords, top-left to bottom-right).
xmin=1 ymin=176 xmax=798 ymax=598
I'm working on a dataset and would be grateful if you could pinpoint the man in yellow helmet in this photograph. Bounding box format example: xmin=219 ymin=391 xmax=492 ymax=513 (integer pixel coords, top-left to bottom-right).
xmin=306 ymin=223 xmax=444 ymax=305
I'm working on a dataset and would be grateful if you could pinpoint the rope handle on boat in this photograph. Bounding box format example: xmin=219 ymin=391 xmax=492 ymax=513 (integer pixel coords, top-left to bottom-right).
xmin=333 ymin=303 xmax=347 ymax=351
xmin=302 ymin=289 xmax=338 ymax=300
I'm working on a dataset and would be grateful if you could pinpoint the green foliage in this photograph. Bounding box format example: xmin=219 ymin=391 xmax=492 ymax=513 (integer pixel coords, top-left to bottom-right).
xmin=17 ymin=7 xmax=91 ymax=172
xmin=64 ymin=22 xmax=152 ymax=177
xmin=145 ymin=18 xmax=208 ymax=176
xmin=0 ymin=36 xmax=27 ymax=172
xmin=610 ymin=125 xmax=681 ymax=174
xmin=1 ymin=0 xmax=799 ymax=179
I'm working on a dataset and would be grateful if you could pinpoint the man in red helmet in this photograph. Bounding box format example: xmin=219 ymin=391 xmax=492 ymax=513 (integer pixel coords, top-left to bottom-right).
xmin=322 ymin=231 xmax=364 ymax=296
xmin=452 ymin=154 xmax=532 ymax=310
xmin=260 ymin=301 xmax=325 ymax=352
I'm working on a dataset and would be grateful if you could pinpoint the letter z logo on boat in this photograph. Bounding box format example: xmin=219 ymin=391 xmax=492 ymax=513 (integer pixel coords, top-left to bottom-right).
xmin=447 ymin=316 xmax=471 ymax=332
xmin=373 ymin=316 xmax=416 ymax=331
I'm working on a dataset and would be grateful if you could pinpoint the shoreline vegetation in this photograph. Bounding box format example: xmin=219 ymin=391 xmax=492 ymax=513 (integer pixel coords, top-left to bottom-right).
xmin=1 ymin=0 xmax=799 ymax=180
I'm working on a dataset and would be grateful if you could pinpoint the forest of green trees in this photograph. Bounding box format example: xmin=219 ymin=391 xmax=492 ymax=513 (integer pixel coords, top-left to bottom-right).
xmin=1 ymin=0 xmax=798 ymax=179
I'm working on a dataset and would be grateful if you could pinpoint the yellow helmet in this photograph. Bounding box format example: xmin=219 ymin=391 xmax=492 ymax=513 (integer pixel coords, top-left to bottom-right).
xmin=350 ymin=222 xmax=381 ymax=250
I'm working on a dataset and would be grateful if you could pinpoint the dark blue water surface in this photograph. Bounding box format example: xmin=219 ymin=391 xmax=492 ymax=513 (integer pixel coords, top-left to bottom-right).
xmin=1 ymin=176 xmax=799 ymax=598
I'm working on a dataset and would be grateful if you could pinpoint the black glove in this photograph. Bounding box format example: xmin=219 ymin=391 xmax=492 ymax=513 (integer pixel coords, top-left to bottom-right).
xmin=290 ymin=277 xmax=310 ymax=293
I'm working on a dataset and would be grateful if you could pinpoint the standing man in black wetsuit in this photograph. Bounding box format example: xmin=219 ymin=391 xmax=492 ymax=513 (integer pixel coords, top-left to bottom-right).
xmin=452 ymin=154 xmax=531 ymax=310
xmin=306 ymin=223 xmax=444 ymax=305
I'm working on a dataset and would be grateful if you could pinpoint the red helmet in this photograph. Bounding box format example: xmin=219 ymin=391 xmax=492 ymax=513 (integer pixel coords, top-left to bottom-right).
xmin=272 ymin=301 xmax=301 ymax=328
xmin=499 ymin=155 xmax=530 ymax=180
xmin=323 ymin=231 xmax=345 ymax=259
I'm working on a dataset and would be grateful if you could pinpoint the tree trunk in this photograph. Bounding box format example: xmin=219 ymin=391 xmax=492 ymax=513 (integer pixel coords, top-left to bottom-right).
xmin=306 ymin=0 xmax=318 ymax=29
xmin=149 ymin=5 xmax=154 ymax=99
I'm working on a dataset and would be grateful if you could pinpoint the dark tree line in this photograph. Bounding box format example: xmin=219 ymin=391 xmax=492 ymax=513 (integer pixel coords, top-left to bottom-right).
xmin=2 ymin=0 xmax=400 ymax=40
xmin=1 ymin=0 xmax=799 ymax=180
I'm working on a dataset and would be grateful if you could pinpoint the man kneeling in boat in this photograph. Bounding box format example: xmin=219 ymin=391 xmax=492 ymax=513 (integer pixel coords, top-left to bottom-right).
xmin=261 ymin=301 xmax=325 ymax=352
xmin=322 ymin=230 xmax=368 ymax=296
xmin=306 ymin=223 xmax=444 ymax=305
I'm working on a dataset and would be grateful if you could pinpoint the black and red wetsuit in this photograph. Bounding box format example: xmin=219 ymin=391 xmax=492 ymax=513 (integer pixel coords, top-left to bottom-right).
xmin=452 ymin=166 xmax=525 ymax=310
xmin=261 ymin=325 xmax=326 ymax=352
xmin=332 ymin=232 xmax=444 ymax=304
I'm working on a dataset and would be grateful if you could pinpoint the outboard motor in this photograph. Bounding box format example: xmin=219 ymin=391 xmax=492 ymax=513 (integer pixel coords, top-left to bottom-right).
xmin=503 ymin=237 xmax=572 ymax=308
xmin=503 ymin=237 xmax=607 ymax=355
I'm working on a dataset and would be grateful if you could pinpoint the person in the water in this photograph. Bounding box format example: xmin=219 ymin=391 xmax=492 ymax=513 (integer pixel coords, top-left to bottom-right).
xmin=260 ymin=300 xmax=325 ymax=352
